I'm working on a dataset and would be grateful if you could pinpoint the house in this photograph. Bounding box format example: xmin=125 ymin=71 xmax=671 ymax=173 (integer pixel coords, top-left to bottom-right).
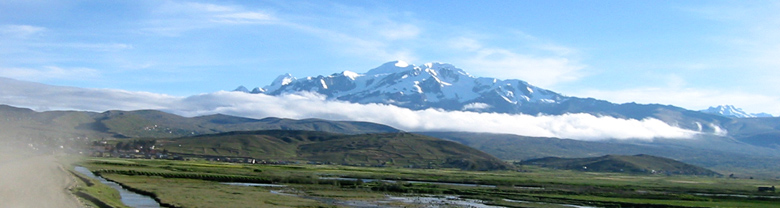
xmin=758 ymin=186 xmax=775 ymax=192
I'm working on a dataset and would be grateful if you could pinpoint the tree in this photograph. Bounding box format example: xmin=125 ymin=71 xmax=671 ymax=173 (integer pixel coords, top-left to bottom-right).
xmin=115 ymin=142 xmax=124 ymax=151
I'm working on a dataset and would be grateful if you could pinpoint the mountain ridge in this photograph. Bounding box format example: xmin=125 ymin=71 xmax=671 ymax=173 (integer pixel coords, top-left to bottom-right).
xmin=241 ymin=60 xmax=567 ymax=112
xmin=700 ymin=105 xmax=773 ymax=118
xmin=237 ymin=61 xmax=730 ymax=133
xmin=0 ymin=104 xmax=401 ymax=140
xmin=520 ymin=154 xmax=721 ymax=176
xmin=160 ymin=130 xmax=511 ymax=170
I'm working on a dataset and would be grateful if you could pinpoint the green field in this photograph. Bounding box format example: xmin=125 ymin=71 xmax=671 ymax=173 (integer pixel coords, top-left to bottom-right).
xmin=77 ymin=158 xmax=780 ymax=208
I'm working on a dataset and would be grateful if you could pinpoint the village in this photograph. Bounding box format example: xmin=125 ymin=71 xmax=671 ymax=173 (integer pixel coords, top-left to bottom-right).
xmin=87 ymin=139 xmax=333 ymax=166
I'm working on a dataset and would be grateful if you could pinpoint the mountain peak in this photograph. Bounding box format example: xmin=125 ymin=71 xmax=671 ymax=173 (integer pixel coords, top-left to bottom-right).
xmin=233 ymin=85 xmax=250 ymax=93
xmin=340 ymin=70 xmax=361 ymax=80
xmin=700 ymin=105 xmax=772 ymax=118
xmin=366 ymin=60 xmax=416 ymax=75
xmin=394 ymin=60 xmax=410 ymax=67
xmin=250 ymin=87 xmax=265 ymax=94
xmin=245 ymin=61 xmax=567 ymax=114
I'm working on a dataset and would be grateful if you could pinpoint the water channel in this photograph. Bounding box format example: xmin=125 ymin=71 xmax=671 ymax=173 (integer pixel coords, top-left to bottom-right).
xmin=319 ymin=177 xmax=498 ymax=188
xmin=73 ymin=166 xmax=161 ymax=208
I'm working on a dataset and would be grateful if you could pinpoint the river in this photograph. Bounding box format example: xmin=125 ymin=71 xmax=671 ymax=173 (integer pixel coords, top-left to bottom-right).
xmin=73 ymin=166 xmax=161 ymax=208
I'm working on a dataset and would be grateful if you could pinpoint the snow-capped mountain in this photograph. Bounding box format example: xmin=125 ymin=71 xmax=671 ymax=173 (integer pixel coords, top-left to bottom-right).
xmin=244 ymin=60 xmax=567 ymax=113
xmin=700 ymin=105 xmax=773 ymax=118
xmin=237 ymin=61 xmax=730 ymax=132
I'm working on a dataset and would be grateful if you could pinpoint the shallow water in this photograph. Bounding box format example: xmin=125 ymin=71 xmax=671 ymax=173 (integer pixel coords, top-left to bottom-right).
xmin=692 ymin=192 xmax=780 ymax=199
xmin=387 ymin=195 xmax=505 ymax=208
xmin=320 ymin=177 xmax=497 ymax=188
xmin=270 ymin=189 xmax=505 ymax=208
xmin=220 ymin=182 xmax=286 ymax=187
xmin=503 ymin=198 xmax=599 ymax=208
xmin=73 ymin=166 xmax=161 ymax=208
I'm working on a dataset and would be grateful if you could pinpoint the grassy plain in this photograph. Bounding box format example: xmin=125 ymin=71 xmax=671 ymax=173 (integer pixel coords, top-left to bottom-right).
xmin=79 ymin=158 xmax=780 ymax=208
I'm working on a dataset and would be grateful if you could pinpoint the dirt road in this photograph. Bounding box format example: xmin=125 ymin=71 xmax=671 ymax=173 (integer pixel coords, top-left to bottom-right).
xmin=0 ymin=148 xmax=81 ymax=208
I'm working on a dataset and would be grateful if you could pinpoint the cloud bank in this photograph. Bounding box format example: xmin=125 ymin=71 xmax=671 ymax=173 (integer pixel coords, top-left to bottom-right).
xmin=0 ymin=77 xmax=697 ymax=141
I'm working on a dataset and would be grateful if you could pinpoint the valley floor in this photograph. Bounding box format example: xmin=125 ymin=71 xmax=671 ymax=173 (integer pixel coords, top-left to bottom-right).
xmin=78 ymin=158 xmax=780 ymax=208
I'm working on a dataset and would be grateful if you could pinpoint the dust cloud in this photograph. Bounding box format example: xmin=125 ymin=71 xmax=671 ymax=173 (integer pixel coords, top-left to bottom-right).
xmin=0 ymin=140 xmax=82 ymax=208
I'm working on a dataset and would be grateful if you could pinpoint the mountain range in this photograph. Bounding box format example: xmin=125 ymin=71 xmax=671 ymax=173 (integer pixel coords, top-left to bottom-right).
xmin=700 ymin=105 xmax=773 ymax=118
xmin=227 ymin=61 xmax=780 ymax=176
xmin=240 ymin=60 xmax=565 ymax=113
xmin=237 ymin=61 xmax=769 ymax=133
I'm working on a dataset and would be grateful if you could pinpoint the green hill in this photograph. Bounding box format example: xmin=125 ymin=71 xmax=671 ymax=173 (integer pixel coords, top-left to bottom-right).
xmin=0 ymin=105 xmax=400 ymax=140
xmin=93 ymin=110 xmax=401 ymax=138
xmin=521 ymin=154 xmax=721 ymax=176
xmin=0 ymin=105 xmax=109 ymax=148
xmin=158 ymin=130 xmax=510 ymax=171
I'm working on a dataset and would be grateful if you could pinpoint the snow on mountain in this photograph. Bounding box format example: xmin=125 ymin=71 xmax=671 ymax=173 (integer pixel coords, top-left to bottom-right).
xmin=250 ymin=87 xmax=265 ymax=94
xmin=264 ymin=73 xmax=296 ymax=93
xmin=232 ymin=61 xmax=738 ymax=134
xmin=246 ymin=61 xmax=567 ymax=113
xmin=700 ymin=105 xmax=773 ymax=118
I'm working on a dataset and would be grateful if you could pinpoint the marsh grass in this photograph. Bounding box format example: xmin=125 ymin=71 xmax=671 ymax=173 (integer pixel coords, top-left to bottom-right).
xmin=102 ymin=174 xmax=327 ymax=208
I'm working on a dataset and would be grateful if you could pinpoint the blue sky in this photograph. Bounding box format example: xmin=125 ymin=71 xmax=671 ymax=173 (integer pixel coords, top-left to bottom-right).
xmin=1 ymin=0 xmax=779 ymax=115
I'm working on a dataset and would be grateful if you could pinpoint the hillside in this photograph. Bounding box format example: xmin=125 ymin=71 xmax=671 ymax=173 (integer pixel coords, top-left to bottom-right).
xmin=0 ymin=105 xmax=108 ymax=151
xmin=420 ymin=131 xmax=780 ymax=177
xmin=157 ymin=130 xmax=510 ymax=171
xmin=92 ymin=110 xmax=401 ymax=138
xmin=723 ymin=117 xmax=780 ymax=148
xmin=520 ymin=154 xmax=721 ymax=176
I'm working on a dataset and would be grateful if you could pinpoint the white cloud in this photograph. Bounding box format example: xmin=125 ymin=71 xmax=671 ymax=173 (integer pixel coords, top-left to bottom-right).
xmin=142 ymin=92 xmax=703 ymax=140
xmin=378 ymin=23 xmax=420 ymax=40
xmin=0 ymin=24 xmax=45 ymax=38
xmin=685 ymin=2 xmax=780 ymax=84
xmin=212 ymin=12 xmax=275 ymax=24
xmin=54 ymin=43 xmax=133 ymax=51
xmin=283 ymin=22 xmax=419 ymax=63
xmin=447 ymin=37 xmax=585 ymax=87
xmin=465 ymin=48 xmax=585 ymax=87
xmin=462 ymin=102 xmax=491 ymax=110
xmin=140 ymin=1 xmax=416 ymax=63
xmin=0 ymin=77 xmax=177 ymax=112
xmin=183 ymin=2 xmax=236 ymax=13
xmin=0 ymin=66 xmax=101 ymax=82
xmin=448 ymin=37 xmax=482 ymax=51
xmin=142 ymin=1 xmax=278 ymax=36
xmin=0 ymin=77 xmax=700 ymax=141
